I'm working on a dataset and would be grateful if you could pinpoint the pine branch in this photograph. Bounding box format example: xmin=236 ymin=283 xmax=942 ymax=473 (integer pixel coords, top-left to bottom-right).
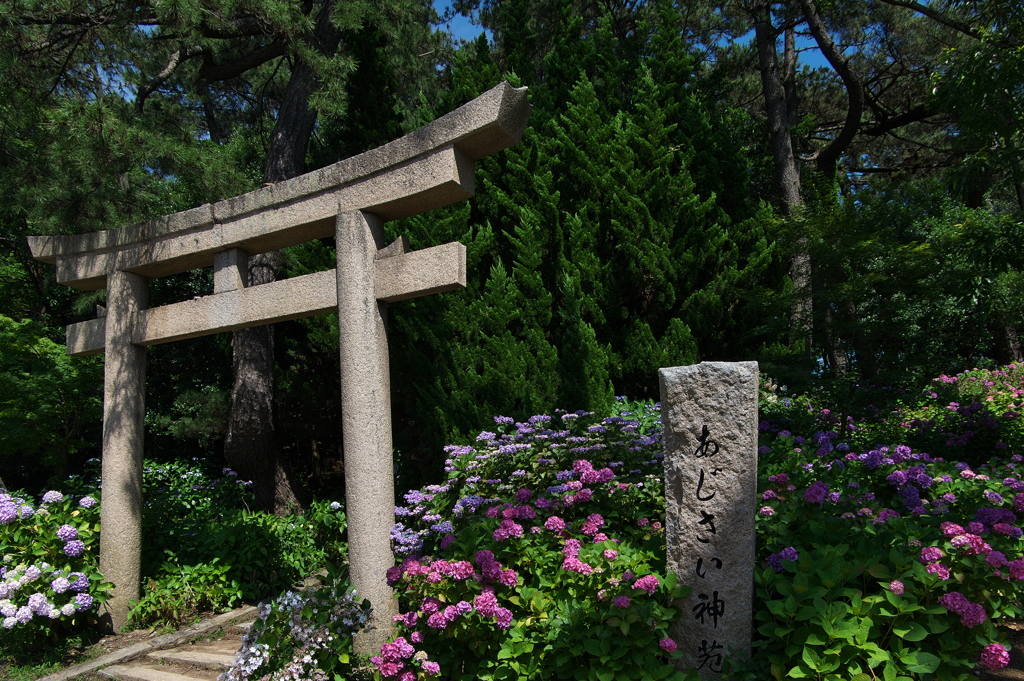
xmin=799 ymin=0 xmax=865 ymax=174
xmin=14 ymin=9 xmax=274 ymax=41
xmin=135 ymin=45 xmax=204 ymax=113
xmin=861 ymin=103 xmax=936 ymax=138
xmin=197 ymin=38 xmax=288 ymax=84
xmin=875 ymin=0 xmax=982 ymax=39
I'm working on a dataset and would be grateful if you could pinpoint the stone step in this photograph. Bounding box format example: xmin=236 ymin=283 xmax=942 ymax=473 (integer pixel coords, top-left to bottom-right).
xmin=146 ymin=647 xmax=237 ymax=670
xmin=99 ymin=663 xmax=221 ymax=681
xmin=203 ymin=639 xmax=243 ymax=656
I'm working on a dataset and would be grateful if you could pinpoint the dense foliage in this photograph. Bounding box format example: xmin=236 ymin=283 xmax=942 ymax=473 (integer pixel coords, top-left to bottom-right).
xmin=7 ymin=364 xmax=1024 ymax=678
xmin=216 ymin=364 xmax=1024 ymax=679
xmin=0 ymin=0 xmax=1021 ymax=505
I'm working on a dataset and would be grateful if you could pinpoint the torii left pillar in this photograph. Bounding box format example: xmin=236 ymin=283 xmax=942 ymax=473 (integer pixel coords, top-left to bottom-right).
xmin=99 ymin=270 xmax=148 ymax=630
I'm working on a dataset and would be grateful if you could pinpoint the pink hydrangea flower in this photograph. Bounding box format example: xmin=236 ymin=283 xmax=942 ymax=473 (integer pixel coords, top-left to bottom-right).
xmin=544 ymin=516 xmax=566 ymax=532
xmin=633 ymin=575 xmax=660 ymax=594
xmin=889 ymin=580 xmax=905 ymax=595
xmin=494 ymin=607 xmax=513 ymax=629
xmin=613 ymin=596 xmax=630 ymax=608
xmin=659 ymin=637 xmax=678 ymax=653
xmin=493 ymin=519 xmax=524 ymax=541
xmin=573 ymin=460 xmax=593 ymax=474
xmin=939 ymin=521 xmax=965 ymax=537
xmin=562 ymin=556 xmax=593 ymax=574
xmin=920 ymin=546 xmax=944 ymax=563
xmin=980 ymin=643 xmax=1010 ymax=669
xmin=420 ymin=597 xmax=443 ymax=615
xmin=474 ymin=590 xmax=499 ymax=617
xmin=378 ymin=662 xmax=402 ymax=677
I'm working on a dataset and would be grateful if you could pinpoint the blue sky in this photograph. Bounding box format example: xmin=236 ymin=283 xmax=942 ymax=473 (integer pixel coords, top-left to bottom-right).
xmin=432 ymin=1 xmax=829 ymax=69
xmin=434 ymin=1 xmax=490 ymax=43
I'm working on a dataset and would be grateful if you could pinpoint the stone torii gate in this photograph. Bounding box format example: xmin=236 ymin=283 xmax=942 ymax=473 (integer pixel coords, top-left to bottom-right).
xmin=28 ymin=83 xmax=530 ymax=645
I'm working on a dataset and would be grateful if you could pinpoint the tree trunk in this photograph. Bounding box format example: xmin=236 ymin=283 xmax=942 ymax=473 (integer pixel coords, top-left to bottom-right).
xmin=752 ymin=0 xmax=810 ymax=353
xmin=223 ymin=0 xmax=342 ymax=516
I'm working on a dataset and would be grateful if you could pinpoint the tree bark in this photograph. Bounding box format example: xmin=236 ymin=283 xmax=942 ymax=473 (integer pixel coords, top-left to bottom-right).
xmin=223 ymin=0 xmax=342 ymax=516
xmin=752 ymin=0 xmax=802 ymax=213
xmin=752 ymin=0 xmax=810 ymax=352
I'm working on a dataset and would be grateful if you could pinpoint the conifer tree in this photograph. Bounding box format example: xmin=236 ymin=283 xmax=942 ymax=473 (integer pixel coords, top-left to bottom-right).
xmin=385 ymin=14 xmax=785 ymax=474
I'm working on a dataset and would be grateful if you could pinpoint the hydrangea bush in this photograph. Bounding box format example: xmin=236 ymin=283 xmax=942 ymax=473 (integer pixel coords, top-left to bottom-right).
xmin=0 ymin=488 xmax=110 ymax=658
xmin=745 ymin=364 xmax=1024 ymax=679
xmin=220 ymin=566 xmax=371 ymax=681
xmin=375 ymin=401 xmax=692 ymax=681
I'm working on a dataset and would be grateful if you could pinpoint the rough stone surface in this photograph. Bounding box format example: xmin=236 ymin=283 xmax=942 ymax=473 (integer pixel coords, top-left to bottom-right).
xmin=146 ymin=648 xmax=236 ymax=668
xmin=214 ymin=248 xmax=248 ymax=294
xmin=659 ymin=362 xmax=759 ymax=678
xmin=336 ymin=210 xmax=400 ymax=654
xmin=36 ymin=605 xmax=255 ymax=681
xmin=100 ymin=271 xmax=149 ymax=633
xmin=99 ymin=664 xmax=218 ymax=681
xmin=65 ymin=242 xmax=467 ymax=356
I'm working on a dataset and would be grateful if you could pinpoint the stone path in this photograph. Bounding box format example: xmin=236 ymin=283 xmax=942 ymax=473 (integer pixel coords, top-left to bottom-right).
xmin=38 ymin=606 xmax=254 ymax=681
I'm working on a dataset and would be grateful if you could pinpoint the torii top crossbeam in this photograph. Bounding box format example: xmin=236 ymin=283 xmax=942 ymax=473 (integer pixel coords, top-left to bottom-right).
xmin=29 ymin=81 xmax=528 ymax=287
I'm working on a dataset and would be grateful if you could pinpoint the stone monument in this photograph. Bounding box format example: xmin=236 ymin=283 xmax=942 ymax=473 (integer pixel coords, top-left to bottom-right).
xmin=659 ymin=361 xmax=759 ymax=677
xmin=27 ymin=82 xmax=530 ymax=648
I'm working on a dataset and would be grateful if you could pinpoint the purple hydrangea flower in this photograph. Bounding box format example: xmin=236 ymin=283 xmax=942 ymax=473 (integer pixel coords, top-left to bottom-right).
xmin=41 ymin=491 xmax=64 ymax=504
xmin=63 ymin=540 xmax=85 ymax=558
xmin=27 ymin=593 xmax=49 ymax=613
xmin=804 ymin=481 xmax=830 ymax=504
xmin=767 ymin=547 xmax=799 ymax=571
xmin=74 ymin=593 xmax=94 ymax=610
xmin=78 ymin=496 xmax=98 ymax=509
xmin=56 ymin=525 xmax=78 ymax=542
